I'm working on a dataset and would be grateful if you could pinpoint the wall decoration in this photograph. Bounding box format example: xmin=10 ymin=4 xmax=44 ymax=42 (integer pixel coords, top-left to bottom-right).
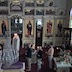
xmin=25 ymin=9 xmax=34 ymax=15
xmin=11 ymin=16 xmax=23 ymax=34
xmin=0 ymin=9 xmax=8 ymax=15
xmin=25 ymin=0 xmax=34 ymax=6
xmin=0 ymin=0 xmax=8 ymax=6
xmin=25 ymin=19 xmax=34 ymax=37
xmin=48 ymin=0 xmax=54 ymax=7
xmin=58 ymin=9 xmax=65 ymax=16
xmin=45 ymin=20 xmax=54 ymax=37
xmin=36 ymin=9 xmax=44 ymax=15
xmin=10 ymin=2 xmax=23 ymax=12
xmin=1 ymin=21 xmax=7 ymax=36
xmin=0 ymin=19 xmax=8 ymax=36
xmin=62 ymin=28 xmax=71 ymax=47
xmin=56 ymin=19 xmax=63 ymax=37
xmin=36 ymin=0 xmax=44 ymax=6
xmin=46 ymin=9 xmax=55 ymax=15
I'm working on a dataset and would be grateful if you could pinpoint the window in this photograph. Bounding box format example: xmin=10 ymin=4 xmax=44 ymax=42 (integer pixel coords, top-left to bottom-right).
xmin=69 ymin=8 xmax=72 ymax=45
xmin=36 ymin=19 xmax=42 ymax=26
xmin=19 ymin=19 xmax=22 ymax=23
xmin=69 ymin=19 xmax=72 ymax=28
xmin=11 ymin=16 xmax=23 ymax=34
xmin=15 ymin=18 xmax=23 ymax=24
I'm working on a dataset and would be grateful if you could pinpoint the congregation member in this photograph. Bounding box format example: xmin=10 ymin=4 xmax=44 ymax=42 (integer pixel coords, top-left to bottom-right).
xmin=46 ymin=42 xmax=54 ymax=69
xmin=26 ymin=43 xmax=32 ymax=71
xmin=31 ymin=44 xmax=37 ymax=64
xmin=43 ymin=43 xmax=57 ymax=72
xmin=37 ymin=46 xmax=43 ymax=70
xmin=58 ymin=47 xmax=64 ymax=56
xmin=37 ymin=46 xmax=43 ymax=59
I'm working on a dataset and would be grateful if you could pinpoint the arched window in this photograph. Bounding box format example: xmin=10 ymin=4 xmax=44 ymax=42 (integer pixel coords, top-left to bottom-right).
xmin=69 ymin=9 xmax=72 ymax=28
xmin=69 ymin=9 xmax=72 ymax=45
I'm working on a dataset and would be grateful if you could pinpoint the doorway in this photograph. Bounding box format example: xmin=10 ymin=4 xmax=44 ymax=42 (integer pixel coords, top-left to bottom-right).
xmin=35 ymin=19 xmax=43 ymax=47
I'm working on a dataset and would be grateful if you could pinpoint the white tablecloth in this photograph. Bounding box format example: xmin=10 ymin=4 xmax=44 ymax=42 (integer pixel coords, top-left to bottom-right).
xmin=56 ymin=62 xmax=72 ymax=72
xmin=56 ymin=62 xmax=71 ymax=68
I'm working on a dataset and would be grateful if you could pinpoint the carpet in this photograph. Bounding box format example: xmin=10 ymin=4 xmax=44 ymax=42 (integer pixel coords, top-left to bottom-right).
xmin=2 ymin=69 xmax=24 ymax=72
xmin=1 ymin=61 xmax=23 ymax=70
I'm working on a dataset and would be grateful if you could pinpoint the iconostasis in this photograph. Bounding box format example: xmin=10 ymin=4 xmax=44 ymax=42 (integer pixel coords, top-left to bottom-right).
xmin=0 ymin=0 xmax=67 ymax=47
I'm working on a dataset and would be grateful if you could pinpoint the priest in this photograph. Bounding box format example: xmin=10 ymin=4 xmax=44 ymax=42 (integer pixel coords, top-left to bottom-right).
xmin=12 ymin=33 xmax=20 ymax=63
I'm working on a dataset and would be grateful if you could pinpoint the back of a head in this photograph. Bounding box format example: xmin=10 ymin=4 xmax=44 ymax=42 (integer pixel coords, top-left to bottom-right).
xmin=47 ymin=45 xmax=50 ymax=49
xmin=50 ymin=42 xmax=53 ymax=45
xmin=2 ymin=20 xmax=4 ymax=23
xmin=49 ymin=42 xmax=53 ymax=48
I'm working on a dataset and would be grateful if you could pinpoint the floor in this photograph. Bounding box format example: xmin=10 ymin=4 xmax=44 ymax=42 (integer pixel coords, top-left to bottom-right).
xmin=19 ymin=48 xmax=56 ymax=72
xmin=19 ymin=48 xmax=72 ymax=72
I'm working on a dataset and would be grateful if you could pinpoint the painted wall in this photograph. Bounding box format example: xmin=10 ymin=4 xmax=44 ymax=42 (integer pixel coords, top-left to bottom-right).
xmin=54 ymin=0 xmax=67 ymax=8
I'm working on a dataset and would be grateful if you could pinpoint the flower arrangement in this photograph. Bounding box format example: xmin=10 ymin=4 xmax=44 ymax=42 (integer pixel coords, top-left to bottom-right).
xmin=63 ymin=50 xmax=71 ymax=63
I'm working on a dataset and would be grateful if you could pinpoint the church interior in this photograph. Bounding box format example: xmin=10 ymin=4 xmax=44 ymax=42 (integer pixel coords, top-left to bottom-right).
xmin=0 ymin=0 xmax=72 ymax=72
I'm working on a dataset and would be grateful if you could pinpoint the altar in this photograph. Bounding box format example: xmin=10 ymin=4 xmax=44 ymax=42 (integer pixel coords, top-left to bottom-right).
xmin=54 ymin=57 xmax=72 ymax=72
xmin=56 ymin=62 xmax=71 ymax=72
